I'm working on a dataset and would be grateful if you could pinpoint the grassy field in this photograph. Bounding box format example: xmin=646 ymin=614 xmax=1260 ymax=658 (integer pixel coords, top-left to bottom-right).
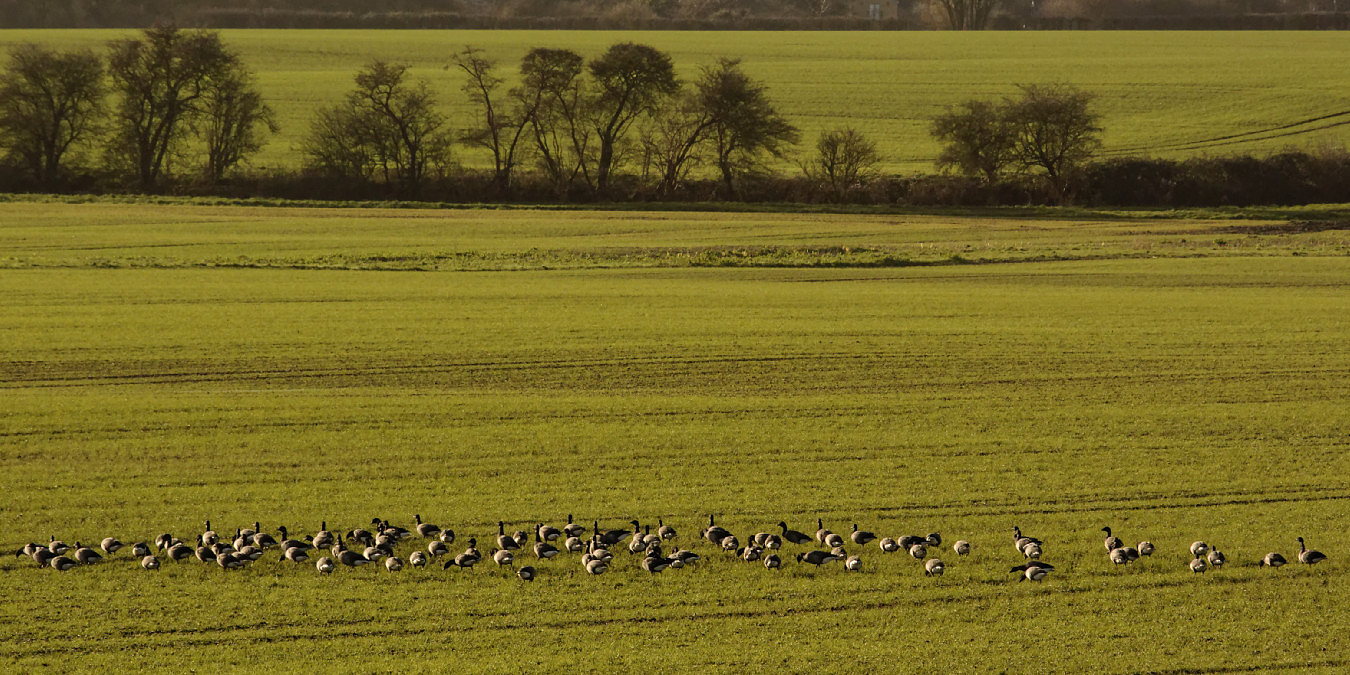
xmin=2 ymin=30 xmax=1349 ymax=172
xmin=0 ymin=196 xmax=1347 ymax=670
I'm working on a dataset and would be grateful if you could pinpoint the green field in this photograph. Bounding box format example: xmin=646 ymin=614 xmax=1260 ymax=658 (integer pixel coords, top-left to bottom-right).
xmin=3 ymin=30 xmax=1350 ymax=172
xmin=1 ymin=196 xmax=1347 ymax=669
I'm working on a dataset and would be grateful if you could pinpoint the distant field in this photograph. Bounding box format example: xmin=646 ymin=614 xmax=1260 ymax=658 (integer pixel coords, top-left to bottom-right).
xmin=2 ymin=30 xmax=1349 ymax=172
xmin=1 ymin=197 xmax=1347 ymax=669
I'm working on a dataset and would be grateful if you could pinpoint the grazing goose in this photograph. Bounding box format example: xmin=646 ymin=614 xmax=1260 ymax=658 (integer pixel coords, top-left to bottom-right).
xmin=1012 ymin=527 xmax=1042 ymax=557
xmin=511 ymin=530 xmax=529 ymax=548
xmin=1021 ymin=542 xmax=1043 ymax=560
xmin=463 ymin=538 xmax=482 ymax=562
xmin=32 ymin=549 xmax=57 ymax=568
xmin=898 ymin=535 xmax=925 ymax=550
xmin=49 ymin=556 xmax=77 ymax=571
xmin=851 ymin=524 xmax=877 ymax=546
xmin=1102 ymin=527 xmax=1123 ymax=552
xmin=312 ymin=522 xmax=334 ymax=549
xmin=517 ymin=566 xmax=536 ymax=581
xmin=217 ymin=553 xmax=245 ymax=570
xmin=657 ymin=519 xmax=676 ymax=540
xmin=641 ymin=526 xmax=661 ymax=548
xmin=925 ymin=533 xmax=942 ymax=548
xmin=739 ymin=546 xmax=762 ymax=562
xmin=627 ymin=523 xmax=649 ymax=555
xmin=361 ymin=546 xmax=385 ymax=562
xmin=100 ymin=537 xmax=123 ymax=555
xmin=584 ymin=558 xmax=608 ymax=575
xmin=537 ymin=522 xmax=562 ymax=542
xmin=796 ymin=550 xmax=840 ymax=567
xmin=672 ymin=549 xmax=700 ymax=566
xmin=815 ymin=519 xmax=831 ymax=545
xmin=348 ymin=528 xmax=373 ymax=547
xmin=131 ymin=542 xmax=151 ymax=557
xmin=564 ymin=536 xmax=585 ymax=553
xmin=843 ymin=555 xmax=862 ymax=572
xmin=824 ymin=532 xmax=845 ymax=549
xmin=276 ymin=527 xmax=309 ymax=551
xmin=385 ymin=556 xmax=404 ymax=572
xmin=239 ymin=545 xmax=264 ymax=561
xmin=752 ymin=532 xmax=771 ymax=547
xmin=233 ymin=530 xmax=250 ymax=552
xmin=239 ymin=524 xmax=257 ymax=540
xmin=409 ymin=551 xmax=428 ymax=568
xmin=563 ymin=514 xmax=585 ymax=538
xmin=15 ymin=542 xmax=38 ymax=558
xmin=702 ymin=515 xmax=731 ymax=545
xmin=141 ymin=555 xmax=160 ymax=570
xmin=597 ymin=521 xmax=630 ymax=546
xmin=534 ymin=530 xmax=560 ymax=560
xmin=1297 ymin=538 xmax=1327 ymax=565
xmin=252 ymin=525 xmax=277 ymax=549
xmin=316 ymin=557 xmax=335 ymax=574
xmin=764 ymin=553 xmax=782 ymax=570
xmin=777 ymin=522 xmax=813 ymax=546
xmin=879 ymin=538 xmax=900 ymax=553
xmin=338 ymin=550 xmax=370 ymax=568
xmin=1207 ymin=549 xmax=1226 ymax=568
xmin=438 ymin=528 xmax=457 ymax=545
xmin=166 ymin=542 xmax=192 ymax=562
xmin=1261 ymin=552 xmax=1287 ymax=568
xmin=1190 ymin=554 xmax=1207 ymax=574
xmin=762 ymin=534 xmax=782 ymax=550
xmin=1012 ymin=564 xmax=1050 ymax=582
xmin=428 ymin=540 xmax=449 ymax=558
xmin=194 ymin=537 xmax=216 ymax=563
xmin=830 ymin=546 xmax=848 ymax=559
xmin=73 ymin=543 xmax=102 ymax=564
xmin=282 ymin=547 xmax=310 ymax=563
xmin=415 ymin=515 xmax=439 ymax=538
xmin=1120 ymin=547 xmax=1140 ymax=563
xmin=1190 ymin=541 xmax=1209 ymax=557
xmin=908 ymin=543 xmax=928 ymax=560
xmin=720 ymin=535 xmax=740 ymax=552
xmin=641 ymin=547 xmax=674 ymax=573
xmin=496 ymin=522 xmax=519 ymax=551
xmin=953 ymin=540 xmax=971 ymax=556
xmin=1138 ymin=541 xmax=1155 ymax=557
xmin=154 ymin=533 xmax=174 ymax=551
xmin=924 ymin=558 xmax=945 ymax=577
xmin=48 ymin=537 xmax=69 ymax=555
xmin=1109 ymin=548 xmax=1130 ymax=566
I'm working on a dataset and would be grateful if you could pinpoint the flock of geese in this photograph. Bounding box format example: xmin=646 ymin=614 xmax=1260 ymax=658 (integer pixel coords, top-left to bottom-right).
xmin=12 ymin=515 xmax=1330 ymax=582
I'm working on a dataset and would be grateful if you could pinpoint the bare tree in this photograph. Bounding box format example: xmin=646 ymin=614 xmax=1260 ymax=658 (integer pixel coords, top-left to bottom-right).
xmin=639 ymin=92 xmax=713 ymax=195
xmin=697 ymin=57 xmax=798 ymax=197
xmin=930 ymin=0 xmax=1005 ymax=29
xmin=303 ymin=61 xmax=454 ymax=195
xmin=932 ymin=99 xmax=1017 ymax=182
xmin=803 ymin=127 xmax=882 ymax=200
xmin=0 ymin=44 xmax=104 ymax=185
xmin=1006 ymin=83 xmax=1102 ymax=200
xmin=516 ymin=48 xmax=592 ymax=194
xmin=455 ymin=46 xmax=532 ymax=192
xmin=106 ymin=26 xmax=234 ymax=188
xmin=199 ymin=60 xmax=276 ymax=183
xmin=587 ymin=42 xmax=679 ymax=192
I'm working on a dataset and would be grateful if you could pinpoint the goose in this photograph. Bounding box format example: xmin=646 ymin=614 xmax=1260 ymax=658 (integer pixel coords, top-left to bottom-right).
xmin=777 ymin=522 xmax=813 ymax=545
xmin=534 ymin=530 xmax=560 ymax=559
xmin=796 ymin=550 xmax=840 ymax=567
xmin=898 ymin=535 xmax=926 ymax=550
xmin=312 ymin=522 xmax=334 ymax=549
xmin=925 ymin=533 xmax=942 ymax=547
xmin=73 ymin=543 xmax=102 ymax=564
xmin=194 ymin=537 xmax=216 ymax=563
xmin=349 ymin=528 xmax=374 ymax=547
xmin=239 ymin=524 xmax=257 ymax=539
xmin=830 ymin=546 xmax=848 ymax=558
xmin=141 ymin=555 xmax=160 ymax=570
xmin=276 ymin=527 xmax=309 ymax=551
xmin=657 ymin=519 xmax=677 ymax=540
xmin=463 ymin=538 xmax=482 ymax=562
xmin=1011 ymin=564 xmax=1050 ymax=582
xmin=740 ymin=546 xmax=762 ymax=562
xmin=584 ymin=558 xmax=608 ymax=575
xmin=720 ymin=535 xmax=740 ymax=552
xmin=131 ymin=542 xmax=151 ymax=557
xmin=233 ymin=530 xmax=250 ymax=552
xmin=1261 ymin=552 xmax=1287 ymax=568
xmin=49 ymin=556 xmax=77 ymax=571
xmin=445 ymin=552 xmax=478 ymax=569
xmin=1138 ymin=541 xmax=1155 ymax=557
xmin=385 ymin=556 xmax=404 ymax=572
xmin=596 ymin=521 xmax=630 ymax=546
xmin=415 ymin=515 xmax=439 ymax=538
xmin=642 ymin=526 xmax=660 ymax=547
xmin=438 ymin=528 xmax=457 ymax=544
xmin=908 ymin=543 xmax=928 ymax=560
xmin=154 ymin=533 xmax=174 ymax=551
xmin=238 ymin=545 xmax=264 ymax=561
xmin=252 ymin=525 xmax=277 ymax=549
xmin=953 ymin=540 xmax=971 ymax=556
xmin=815 ymin=519 xmax=831 ymax=544
xmin=517 ymin=565 xmax=536 ymax=581
xmin=32 ymin=549 xmax=57 ymax=567
xmin=428 ymin=540 xmax=449 ymax=558
xmin=924 ymin=558 xmax=945 ymax=577
xmin=564 ymin=536 xmax=585 ymax=553
xmin=496 ymin=522 xmax=519 ymax=550
xmin=762 ymin=534 xmax=782 ymax=550
xmin=1012 ymin=527 xmax=1042 ymax=557
xmin=511 ymin=529 xmax=529 ymax=548
xmin=217 ymin=553 xmax=245 ymax=570
xmin=764 ymin=553 xmax=782 ymax=570
xmin=844 ymin=555 xmax=862 ymax=572
xmin=672 ymin=549 xmax=701 ymax=566
xmin=372 ymin=518 xmax=410 ymax=540
xmin=167 ymin=542 xmax=193 ymax=562
xmin=202 ymin=521 xmax=218 ymax=547
xmin=627 ymin=523 xmax=649 ymax=555
xmin=338 ymin=550 xmax=370 ymax=568
xmin=1298 ymin=537 xmax=1327 ymax=565
xmin=1109 ymin=548 xmax=1130 ymax=566
xmin=1207 ymin=549 xmax=1226 ymax=568
xmin=1102 ymin=527 xmax=1123 ymax=552
xmin=641 ymin=548 xmax=673 ymax=573
xmin=851 ymin=524 xmax=877 ymax=546
xmin=752 ymin=532 xmax=771 ymax=547
xmin=563 ymin=514 xmax=585 ymax=538
xmin=537 ymin=522 xmax=562 ymax=542
xmin=701 ymin=515 xmax=730 ymax=545
xmin=409 ymin=551 xmax=428 ymax=568
xmin=824 ymin=532 xmax=845 ymax=549
xmin=1119 ymin=546 xmax=1140 ymax=563
xmin=362 ymin=545 xmax=386 ymax=562
xmin=100 ymin=537 xmax=123 ymax=555
xmin=316 ymin=557 xmax=335 ymax=574
xmin=1021 ymin=542 xmax=1043 ymax=560
xmin=879 ymin=538 xmax=900 ymax=553
xmin=48 ymin=537 xmax=68 ymax=554
xmin=1190 ymin=553 xmax=1207 ymax=574
xmin=15 ymin=542 xmax=38 ymax=558
xmin=1190 ymin=541 xmax=1209 ymax=557
xmin=589 ymin=538 xmax=613 ymax=562
xmin=282 ymin=547 xmax=310 ymax=563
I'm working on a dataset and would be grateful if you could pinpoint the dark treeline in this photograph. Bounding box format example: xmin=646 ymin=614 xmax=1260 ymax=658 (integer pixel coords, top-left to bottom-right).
xmin=2 ymin=28 xmax=1349 ymax=209
xmin=2 ymin=0 xmax=1348 ymax=30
